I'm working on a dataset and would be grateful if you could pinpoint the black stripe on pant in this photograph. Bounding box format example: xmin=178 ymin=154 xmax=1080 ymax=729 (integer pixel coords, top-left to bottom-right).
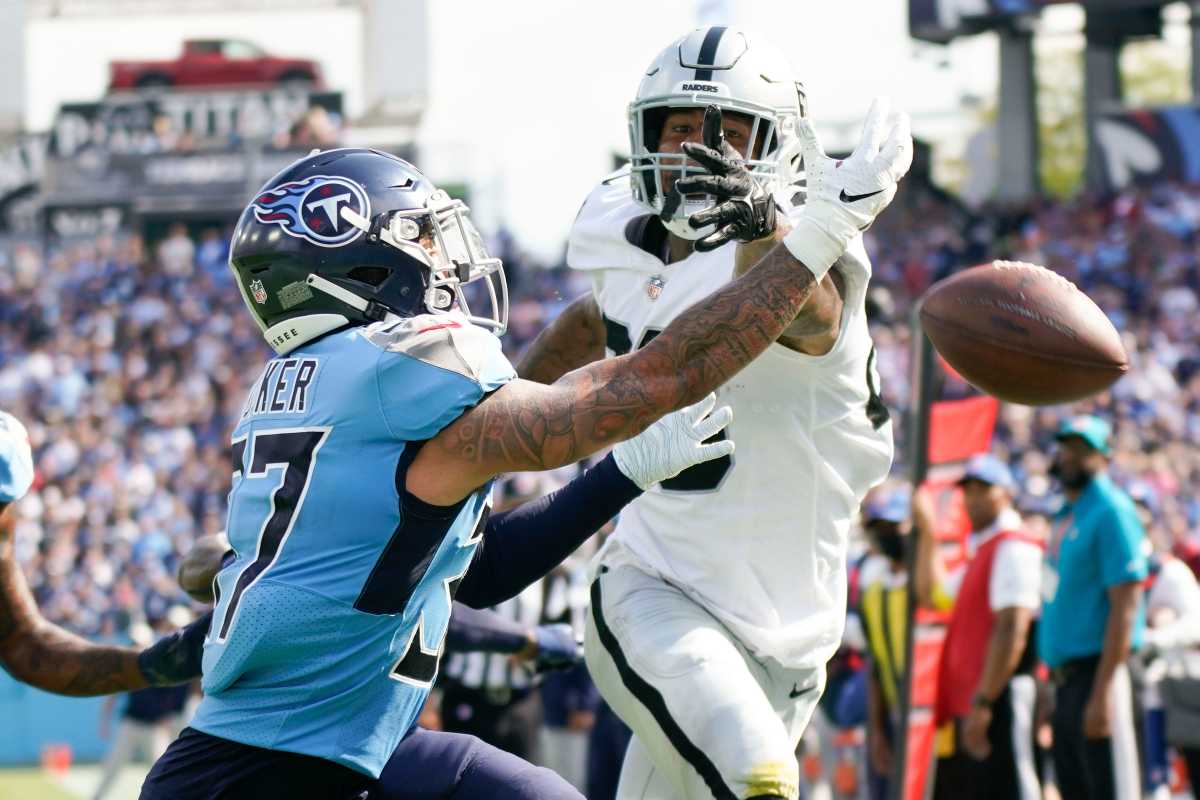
xmin=1050 ymin=656 xmax=1141 ymax=800
xmin=932 ymin=676 xmax=1041 ymax=800
xmin=589 ymin=571 xmax=739 ymax=800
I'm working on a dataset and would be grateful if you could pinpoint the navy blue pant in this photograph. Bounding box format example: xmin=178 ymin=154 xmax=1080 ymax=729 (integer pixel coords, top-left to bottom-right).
xmin=374 ymin=725 xmax=580 ymax=799
xmin=141 ymin=726 xmax=581 ymax=799
xmin=141 ymin=727 xmax=371 ymax=799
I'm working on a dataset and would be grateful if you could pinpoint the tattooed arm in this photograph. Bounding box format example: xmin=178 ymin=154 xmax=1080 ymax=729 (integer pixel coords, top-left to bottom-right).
xmin=516 ymin=293 xmax=607 ymax=384
xmin=0 ymin=507 xmax=205 ymax=696
xmin=0 ymin=507 xmax=147 ymax=695
xmin=412 ymin=101 xmax=913 ymax=505
xmin=735 ymin=232 xmax=845 ymax=356
xmin=410 ymin=229 xmax=818 ymax=505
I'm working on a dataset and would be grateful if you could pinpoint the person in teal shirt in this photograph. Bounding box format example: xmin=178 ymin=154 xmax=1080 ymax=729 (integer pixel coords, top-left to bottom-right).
xmin=1040 ymin=415 xmax=1146 ymax=800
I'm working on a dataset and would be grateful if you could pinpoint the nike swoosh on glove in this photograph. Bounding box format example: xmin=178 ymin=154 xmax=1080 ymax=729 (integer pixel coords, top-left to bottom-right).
xmin=783 ymin=97 xmax=912 ymax=281
xmin=612 ymin=393 xmax=734 ymax=490
xmin=674 ymin=105 xmax=777 ymax=252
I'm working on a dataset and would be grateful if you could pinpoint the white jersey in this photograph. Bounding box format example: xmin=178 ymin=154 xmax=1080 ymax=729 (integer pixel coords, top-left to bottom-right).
xmin=569 ymin=171 xmax=894 ymax=670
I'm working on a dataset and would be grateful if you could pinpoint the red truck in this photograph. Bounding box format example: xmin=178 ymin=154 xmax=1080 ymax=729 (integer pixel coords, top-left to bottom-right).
xmin=108 ymin=39 xmax=323 ymax=91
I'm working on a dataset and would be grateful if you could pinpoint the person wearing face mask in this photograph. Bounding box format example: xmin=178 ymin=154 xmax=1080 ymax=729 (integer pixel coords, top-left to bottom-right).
xmin=912 ymin=455 xmax=1043 ymax=800
xmin=857 ymin=489 xmax=911 ymax=800
xmin=1041 ymin=415 xmax=1147 ymax=800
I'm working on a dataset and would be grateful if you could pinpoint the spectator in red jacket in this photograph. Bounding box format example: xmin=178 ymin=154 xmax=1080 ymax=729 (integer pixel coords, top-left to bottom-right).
xmin=914 ymin=455 xmax=1043 ymax=800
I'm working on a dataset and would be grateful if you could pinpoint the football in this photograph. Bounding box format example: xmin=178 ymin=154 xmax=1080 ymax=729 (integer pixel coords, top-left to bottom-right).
xmin=918 ymin=260 xmax=1129 ymax=405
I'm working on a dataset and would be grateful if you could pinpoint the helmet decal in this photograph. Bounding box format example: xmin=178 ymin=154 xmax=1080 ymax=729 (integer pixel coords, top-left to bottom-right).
xmin=251 ymin=175 xmax=371 ymax=248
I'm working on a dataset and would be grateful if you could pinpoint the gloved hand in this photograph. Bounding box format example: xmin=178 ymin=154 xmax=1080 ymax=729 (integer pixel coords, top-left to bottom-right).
xmin=612 ymin=394 xmax=734 ymax=490
xmin=783 ymin=97 xmax=912 ymax=280
xmin=177 ymin=533 xmax=234 ymax=604
xmin=675 ymin=105 xmax=778 ymax=252
xmin=137 ymin=609 xmax=213 ymax=686
xmin=532 ymin=623 xmax=584 ymax=672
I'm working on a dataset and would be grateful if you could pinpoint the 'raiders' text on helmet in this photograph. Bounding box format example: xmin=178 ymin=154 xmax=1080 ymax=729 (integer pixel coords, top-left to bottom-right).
xmin=628 ymin=27 xmax=807 ymax=241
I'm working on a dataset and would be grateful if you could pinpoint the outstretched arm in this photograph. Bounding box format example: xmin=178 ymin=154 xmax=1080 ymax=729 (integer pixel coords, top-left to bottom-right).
xmin=457 ymin=396 xmax=732 ymax=606
xmin=735 ymin=235 xmax=845 ymax=355
xmin=411 ymin=100 xmax=912 ymax=505
xmin=413 ymin=235 xmax=808 ymax=504
xmin=517 ymin=293 xmax=607 ymax=384
xmin=1 ymin=508 xmax=209 ymax=696
xmin=0 ymin=508 xmax=147 ymax=695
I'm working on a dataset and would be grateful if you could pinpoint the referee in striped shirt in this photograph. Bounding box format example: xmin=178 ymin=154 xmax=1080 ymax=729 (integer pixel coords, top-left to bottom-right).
xmin=441 ymin=580 xmax=557 ymax=761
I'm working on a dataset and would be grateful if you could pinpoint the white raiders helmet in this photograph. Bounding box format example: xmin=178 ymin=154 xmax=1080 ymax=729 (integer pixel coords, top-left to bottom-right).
xmin=628 ymin=27 xmax=807 ymax=240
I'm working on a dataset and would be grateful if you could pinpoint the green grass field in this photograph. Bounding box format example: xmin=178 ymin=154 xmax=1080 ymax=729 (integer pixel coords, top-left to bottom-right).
xmin=0 ymin=765 xmax=147 ymax=800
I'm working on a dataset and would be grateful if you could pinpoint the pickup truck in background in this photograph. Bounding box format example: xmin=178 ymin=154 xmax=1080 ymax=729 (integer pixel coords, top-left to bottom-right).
xmin=108 ymin=39 xmax=324 ymax=91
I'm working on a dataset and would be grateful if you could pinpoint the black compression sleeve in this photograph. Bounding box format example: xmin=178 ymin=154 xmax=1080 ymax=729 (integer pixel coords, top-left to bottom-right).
xmin=137 ymin=609 xmax=213 ymax=686
xmin=455 ymin=453 xmax=640 ymax=609
xmin=444 ymin=602 xmax=530 ymax=654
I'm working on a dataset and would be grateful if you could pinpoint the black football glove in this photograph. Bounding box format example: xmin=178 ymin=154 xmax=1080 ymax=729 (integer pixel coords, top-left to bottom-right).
xmin=675 ymin=105 xmax=778 ymax=252
xmin=137 ymin=609 xmax=213 ymax=686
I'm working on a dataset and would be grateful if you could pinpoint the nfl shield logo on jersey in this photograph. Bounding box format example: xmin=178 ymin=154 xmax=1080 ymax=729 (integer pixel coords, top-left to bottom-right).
xmin=250 ymin=280 xmax=268 ymax=305
xmin=646 ymin=274 xmax=665 ymax=301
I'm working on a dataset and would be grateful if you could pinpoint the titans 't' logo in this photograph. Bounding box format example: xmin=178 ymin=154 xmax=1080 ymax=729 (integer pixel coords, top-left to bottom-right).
xmin=251 ymin=176 xmax=371 ymax=248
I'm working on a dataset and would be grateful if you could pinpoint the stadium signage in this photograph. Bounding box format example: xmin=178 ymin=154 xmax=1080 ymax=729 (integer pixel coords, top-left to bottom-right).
xmin=50 ymin=89 xmax=344 ymax=158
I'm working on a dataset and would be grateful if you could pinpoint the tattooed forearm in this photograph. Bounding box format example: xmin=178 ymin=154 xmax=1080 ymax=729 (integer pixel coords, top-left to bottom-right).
xmin=631 ymin=241 xmax=819 ymax=409
xmin=0 ymin=547 xmax=147 ymax=696
xmin=737 ymin=233 xmax=844 ymax=351
xmin=415 ymin=238 xmax=820 ymax=504
xmin=7 ymin=624 xmax=147 ymax=696
xmin=517 ymin=293 xmax=607 ymax=384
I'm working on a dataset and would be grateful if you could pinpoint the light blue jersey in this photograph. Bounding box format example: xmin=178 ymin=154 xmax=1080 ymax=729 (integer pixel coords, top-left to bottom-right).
xmin=190 ymin=314 xmax=514 ymax=777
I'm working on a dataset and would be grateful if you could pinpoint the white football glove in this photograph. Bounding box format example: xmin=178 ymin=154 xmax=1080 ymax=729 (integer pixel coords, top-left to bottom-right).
xmin=784 ymin=98 xmax=913 ymax=281
xmin=612 ymin=394 xmax=734 ymax=490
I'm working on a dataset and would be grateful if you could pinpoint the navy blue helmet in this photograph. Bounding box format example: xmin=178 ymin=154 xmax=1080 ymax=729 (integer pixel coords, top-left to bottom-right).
xmin=230 ymin=148 xmax=507 ymax=354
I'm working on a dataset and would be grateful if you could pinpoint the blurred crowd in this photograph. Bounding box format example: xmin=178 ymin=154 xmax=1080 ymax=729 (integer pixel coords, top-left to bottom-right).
xmin=3 ymin=176 xmax=1200 ymax=793
xmin=4 ymin=177 xmax=1200 ymax=641
xmin=867 ymin=180 xmax=1200 ymax=569
xmin=0 ymin=219 xmax=584 ymax=641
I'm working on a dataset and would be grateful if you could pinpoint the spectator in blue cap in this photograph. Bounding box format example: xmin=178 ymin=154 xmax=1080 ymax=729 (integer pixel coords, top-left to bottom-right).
xmin=913 ymin=454 xmax=1042 ymax=800
xmin=1041 ymin=414 xmax=1146 ymax=800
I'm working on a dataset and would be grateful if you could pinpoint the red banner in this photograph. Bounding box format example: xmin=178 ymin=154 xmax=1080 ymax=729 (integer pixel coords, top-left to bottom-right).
xmin=901 ymin=395 xmax=998 ymax=800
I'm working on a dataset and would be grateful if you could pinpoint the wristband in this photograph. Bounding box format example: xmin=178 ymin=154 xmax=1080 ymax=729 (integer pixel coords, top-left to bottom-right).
xmin=781 ymin=215 xmax=843 ymax=282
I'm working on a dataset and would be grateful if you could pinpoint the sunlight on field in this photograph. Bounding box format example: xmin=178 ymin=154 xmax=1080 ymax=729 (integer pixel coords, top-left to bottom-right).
xmin=0 ymin=765 xmax=148 ymax=800
xmin=0 ymin=769 xmax=74 ymax=800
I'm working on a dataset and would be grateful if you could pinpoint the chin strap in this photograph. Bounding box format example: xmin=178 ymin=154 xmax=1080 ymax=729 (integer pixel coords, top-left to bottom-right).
xmin=305 ymin=274 xmax=389 ymax=322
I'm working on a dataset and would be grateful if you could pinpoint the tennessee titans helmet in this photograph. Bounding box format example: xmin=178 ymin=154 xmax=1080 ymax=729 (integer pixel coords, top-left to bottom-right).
xmin=230 ymin=148 xmax=507 ymax=355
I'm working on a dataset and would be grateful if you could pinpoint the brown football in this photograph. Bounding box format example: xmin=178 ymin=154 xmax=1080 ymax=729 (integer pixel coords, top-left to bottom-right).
xmin=918 ymin=261 xmax=1128 ymax=405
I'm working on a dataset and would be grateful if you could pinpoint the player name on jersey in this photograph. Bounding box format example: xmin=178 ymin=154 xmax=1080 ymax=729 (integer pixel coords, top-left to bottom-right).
xmin=242 ymin=357 xmax=319 ymax=418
